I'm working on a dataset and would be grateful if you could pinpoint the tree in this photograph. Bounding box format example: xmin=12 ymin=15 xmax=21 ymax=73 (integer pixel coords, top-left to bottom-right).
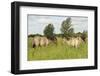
xmin=81 ymin=30 xmax=88 ymax=42
xmin=43 ymin=24 xmax=55 ymax=40
xmin=60 ymin=17 xmax=74 ymax=39
xmin=75 ymin=32 xmax=82 ymax=38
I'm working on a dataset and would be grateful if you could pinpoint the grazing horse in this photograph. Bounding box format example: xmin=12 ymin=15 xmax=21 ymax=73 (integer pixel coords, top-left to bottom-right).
xmin=63 ymin=37 xmax=83 ymax=48
xmin=32 ymin=36 xmax=40 ymax=48
xmin=32 ymin=36 xmax=50 ymax=48
xmin=40 ymin=37 xmax=49 ymax=47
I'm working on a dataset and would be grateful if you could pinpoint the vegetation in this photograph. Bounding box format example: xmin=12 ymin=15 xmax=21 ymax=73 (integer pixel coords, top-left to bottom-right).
xmin=28 ymin=37 xmax=88 ymax=61
xmin=28 ymin=17 xmax=88 ymax=61
xmin=81 ymin=30 xmax=88 ymax=42
xmin=28 ymin=34 xmax=43 ymax=37
xmin=60 ymin=17 xmax=74 ymax=39
xmin=43 ymin=24 xmax=55 ymax=40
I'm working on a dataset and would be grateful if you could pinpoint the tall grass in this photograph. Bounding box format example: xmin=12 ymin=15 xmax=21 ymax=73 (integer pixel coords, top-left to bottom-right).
xmin=28 ymin=37 xmax=88 ymax=61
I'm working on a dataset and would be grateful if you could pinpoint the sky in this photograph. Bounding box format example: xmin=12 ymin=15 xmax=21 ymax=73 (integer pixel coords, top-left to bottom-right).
xmin=28 ymin=14 xmax=88 ymax=35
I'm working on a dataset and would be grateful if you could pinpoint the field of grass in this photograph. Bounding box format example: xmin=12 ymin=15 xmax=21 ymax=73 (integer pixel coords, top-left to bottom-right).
xmin=28 ymin=37 xmax=88 ymax=61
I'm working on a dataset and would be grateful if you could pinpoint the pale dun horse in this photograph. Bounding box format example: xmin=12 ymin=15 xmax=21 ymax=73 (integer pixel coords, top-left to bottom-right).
xmin=32 ymin=36 xmax=50 ymax=48
xmin=40 ymin=37 xmax=49 ymax=47
xmin=63 ymin=37 xmax=83 ymax=48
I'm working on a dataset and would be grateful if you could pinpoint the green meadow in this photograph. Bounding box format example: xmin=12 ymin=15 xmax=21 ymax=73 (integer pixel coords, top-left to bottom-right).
xmin=28 ymin=37 xmax=88 ymax=61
